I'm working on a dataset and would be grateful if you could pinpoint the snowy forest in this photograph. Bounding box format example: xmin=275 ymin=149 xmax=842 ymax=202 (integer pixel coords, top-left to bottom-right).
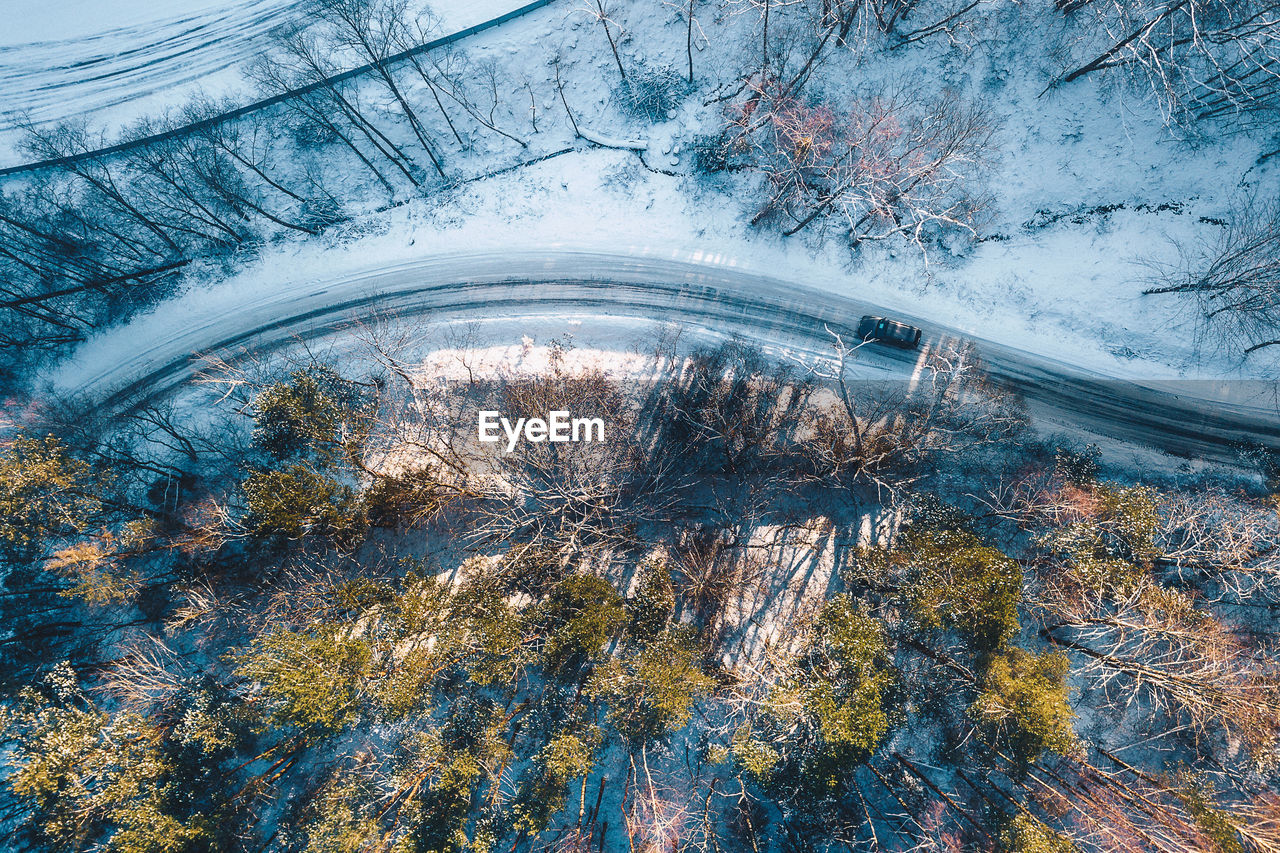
xmin=3 ymin=0 xmax=1280 ymax=852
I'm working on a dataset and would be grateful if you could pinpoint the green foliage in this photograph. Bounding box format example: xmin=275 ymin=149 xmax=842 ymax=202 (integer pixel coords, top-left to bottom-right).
xmin=1034 ymin=481 xmax=1160 ymax=594
xmin=236 ymin=626 xmax=372 ymax=735
xmin=906 ymin=493 xmax=976 ymax=534
xmin=512 ymin=728 xmax=600 ymax=834
xmin=372 ymin=643 xmax=443 ymax=722
xmin=45 ymin=533 xmax=143 ymax=605
xmin=241 ymin=464 xmax=363 ymax=540
xmin=1091 ymin=484 xmax=1161 ymax=567
xmin=534 ymin=574 xmax=626 ymax=680
xmin=330 ymin=575 xmax=400 ymax=613
xmin=589 ymin=629 xmax=712 ymax=745
xmin=301 ymin=779 xmax=382 ymax=853
xmin=408 ymin=698 xmax=512 ymax=853
xmin=539 ymin=730 xmax=599 ymax=783
xmin=252 ymin=366 xmax=373 ymax=466
xmin=730 ymin=725 xmax=780 ymax=779
xmin=1171 ymin=774 xmax=1244 ymax=853
xmin=5 ymin=697 xmax=112 ymax=847
xmin=444 ymin=576 xmax=527 ymax=687
xmin=999 ymin=814 xmax=1076 ymax=853
xmin=170 ymin=686 xmax=254 ymax=762
xmin=626 ymin=556 xmax=676 ymax=639
xmin=971 ymin=648 xmax=1076 ymax=768
xmin=2 ymin=669 xmax=232 ymax=853
xmin=318 ymin=569 xmax=528 ymax=720
xmin=0 ymin=433 xmax=102 ymax=560
xmin=897 ymin=529 xmax=1023 ymax=652
xmin=1054 ymin=445 xmax=1101 ymax=486
xmin=795 ymin=596 xmax=895 ymax=775
xmin=1056 ymin=549 xmax=1144 ymax=597
xmin=734 ymin=597 xmax=896 ymax=799
xmin=359 ymin=573 xmax=454 ymax=719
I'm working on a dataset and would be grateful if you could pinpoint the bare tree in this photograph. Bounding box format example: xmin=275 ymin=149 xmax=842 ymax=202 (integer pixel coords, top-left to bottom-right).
xmin=1155 ymin=486 xmax=1280 ymax=601
xmin=653 ymin=341 xmax=814 ymax=476
xmin=176 ymin=101 xmax=323 ymax=234
xmin=388 ymin=10 xmax=469 ymax=147
xmin=1143 ymin=195 xmax=1280 ymax=354
xmin=1052 ymin=0 xmax=1280 ymax=126
xmin=0 ymin=123 xmax=225 ymax=358
xmin=664 ymin=0 xmax=708 ymax=83
xmin=799 ymin=337 xmax=1026 ymax=492
xmin=582 ymin=0 xmax=630 ymax=80
xmin=1027 ymin=755 xmax=1271 ymax=853
xmin=253 ymin=27 xmax=421 ymax=194
xmin=725 ymin=0 xmax=812 ymax=81
xmin=470 ymin=365 xmax=682 ymax=554
xmin=725 ymin=81 xmax=995 ymax=253
xmin=425 ymin=51 xmax=530 ymax=148
xmin=23 ymin=122 xmax=183 ymax=255
xmin=308 ymin=0 xmax=447 ymax=178
xmin=819 ymin=0 xmax=988 ymax=48
xmin=1036 ymin=577 xmax=1280 ymax=758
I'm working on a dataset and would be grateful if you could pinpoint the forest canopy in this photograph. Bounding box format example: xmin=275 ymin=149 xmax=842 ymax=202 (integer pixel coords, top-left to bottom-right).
xmin=0 ymin=333 xmax=1277 ymax=852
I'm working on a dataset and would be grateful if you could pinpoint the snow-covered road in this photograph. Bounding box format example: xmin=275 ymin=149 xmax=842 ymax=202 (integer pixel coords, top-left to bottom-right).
xmin=0 ymin=0 xmax=533 ymax=166
xmin=53 ymin=248 xmax=1280 ymax=465
xmin=0 ymin=1 xmax=299 ymax=130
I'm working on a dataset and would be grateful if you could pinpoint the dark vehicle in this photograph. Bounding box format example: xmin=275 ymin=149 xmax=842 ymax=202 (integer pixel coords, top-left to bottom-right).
xmin=857 ymin=315 xmax=922 ymax=349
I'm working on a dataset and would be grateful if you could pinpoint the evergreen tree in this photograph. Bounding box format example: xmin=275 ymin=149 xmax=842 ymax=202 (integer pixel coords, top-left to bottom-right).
xmin=1171 ymin=773 xmax=1246 ymax=853
xmin=896 ymin=529 xmax=1023 ymax=653
xmin=0 ymin=433 xmax=102 ymax=562
xmin=512 ymin=728 xmax=600 ymax=834
xmin=452 ymin=579 xmax=528 ymax=688
xmin=625 ymin=556 xmax=676 ymax=640
xmin=3 ymin=665 xmax=240 ymax=853
xmin=236 ymin=626 xmax=372 ymax=735
xmin=241 ymin=464 xmax=364 ymax=540
xmin=44 ymin=520 xmax=153 ymax=604
xmin=409 ymin=697 xmax=512 ymax=853
xmin=252 ymin=366 xmax=373 ymax=467
xmin=999 ymin=814 xmax=1077 ymax=853
xmin=589 ymin=629 xmax=712 ymax=746
xmin=301 ymin=779 xmax=383 ymax=853
xmin=534 ymin=574 xmax=626 ymax=680
xmin=734 ymin=596 xmax=897 ymax=800
xmin=970 ymin=647 xmax=1076 ymax=768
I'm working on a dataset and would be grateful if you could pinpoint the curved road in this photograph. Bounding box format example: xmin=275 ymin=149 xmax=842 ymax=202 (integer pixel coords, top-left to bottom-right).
xmin=60 ymin=249 xmax=1280 ymax=465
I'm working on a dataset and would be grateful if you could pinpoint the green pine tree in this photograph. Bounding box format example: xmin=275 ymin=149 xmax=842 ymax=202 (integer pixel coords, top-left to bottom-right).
xmin=589 ymin=629 xmax=712 ymax=746
xmin=241 ymin=465 xmax=364 ymax=540
xmin=971 ymin=647 xmax=1077 ymax=768
xmin=534 ymin=575 xmax=626 ymax=680
xmin=236 ymin=626 xmax=373 ymax=735
xmin=733 ymin=596 xmax=897 ymax=800
xmin=0 ymin=433 xmax=102 ymax=561
xmin=252 ymin=366 xmax=373 ymax=467
xmin=999 ymin=814 xmax=1077 ymax=853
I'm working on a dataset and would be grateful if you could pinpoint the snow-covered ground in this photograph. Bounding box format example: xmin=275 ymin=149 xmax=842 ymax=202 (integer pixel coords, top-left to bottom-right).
xmin=0 ymin=0 xmax=531 ymax=166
